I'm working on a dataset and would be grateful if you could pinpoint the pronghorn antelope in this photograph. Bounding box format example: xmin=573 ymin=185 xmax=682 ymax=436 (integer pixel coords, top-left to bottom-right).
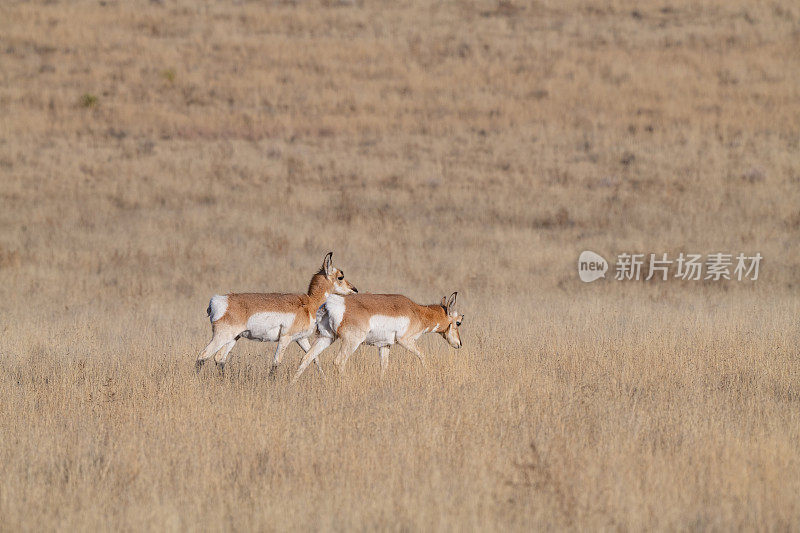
xmin=195 ymin=252 xmax=357 ymax=375
xmin=292 ymin=291 xmax=463 ymax=382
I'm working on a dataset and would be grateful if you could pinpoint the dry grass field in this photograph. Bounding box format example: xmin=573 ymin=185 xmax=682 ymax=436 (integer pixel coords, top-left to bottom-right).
xmin=2 ymin=0 xmax=800 ymax=530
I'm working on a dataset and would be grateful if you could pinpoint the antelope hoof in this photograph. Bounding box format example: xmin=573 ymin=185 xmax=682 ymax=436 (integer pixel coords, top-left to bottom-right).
xmin=268 ymin=365 xmax=278 ymax=381
xmin=195 ymin=360 xmax=205 ymax=374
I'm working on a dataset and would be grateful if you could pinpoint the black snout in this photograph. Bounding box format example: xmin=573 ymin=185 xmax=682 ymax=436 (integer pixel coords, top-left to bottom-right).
xmin=352 ymin=287 xmax=358 ymax=293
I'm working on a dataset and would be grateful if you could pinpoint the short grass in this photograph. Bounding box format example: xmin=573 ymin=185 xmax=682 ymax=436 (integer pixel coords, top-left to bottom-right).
xmin=1 ymin=0 xmax=799 ymax=529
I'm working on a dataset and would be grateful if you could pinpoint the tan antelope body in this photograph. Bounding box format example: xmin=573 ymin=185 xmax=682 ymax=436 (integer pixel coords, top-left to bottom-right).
xmin=196 ymin=253 xmax=357 ymax=374
xmin=292 ymin=292 xmax=463 ymax=382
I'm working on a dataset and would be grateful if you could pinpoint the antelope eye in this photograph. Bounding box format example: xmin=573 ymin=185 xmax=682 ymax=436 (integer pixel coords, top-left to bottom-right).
xmin=338 ymin=275 xmax=344 ymax=281
xmin=456 ymin=321 xmax=461 ymax=327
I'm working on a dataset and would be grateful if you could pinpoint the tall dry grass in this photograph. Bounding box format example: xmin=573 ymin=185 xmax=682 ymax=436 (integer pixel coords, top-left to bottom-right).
xmin=1 ymin=0 xmax=799 ymax=530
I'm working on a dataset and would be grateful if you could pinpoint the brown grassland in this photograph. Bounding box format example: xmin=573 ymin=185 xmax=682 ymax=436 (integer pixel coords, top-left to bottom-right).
xmin=1 ymin=0 xmax=800 ymax=530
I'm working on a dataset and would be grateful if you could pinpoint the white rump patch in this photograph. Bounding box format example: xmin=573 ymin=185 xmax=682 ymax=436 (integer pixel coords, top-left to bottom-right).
xmin=365 ymin=315 xmax=410 ymax=347
xmin=317 ymin=294 xmax=345 ymax=338
xmin=208 ymin=295 xmax=228 ymax=323
xmin=243 ymin=312 xmax=296 ymax=342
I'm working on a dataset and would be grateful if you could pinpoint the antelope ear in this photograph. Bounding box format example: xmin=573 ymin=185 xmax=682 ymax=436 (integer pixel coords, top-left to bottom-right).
xmin=441 ymin=296 xmax=448 ymax=308
xmin=447 ymin=291 xmax=458 ymax=310
xmin=322 ymin=252 xmax=333 ymax=275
